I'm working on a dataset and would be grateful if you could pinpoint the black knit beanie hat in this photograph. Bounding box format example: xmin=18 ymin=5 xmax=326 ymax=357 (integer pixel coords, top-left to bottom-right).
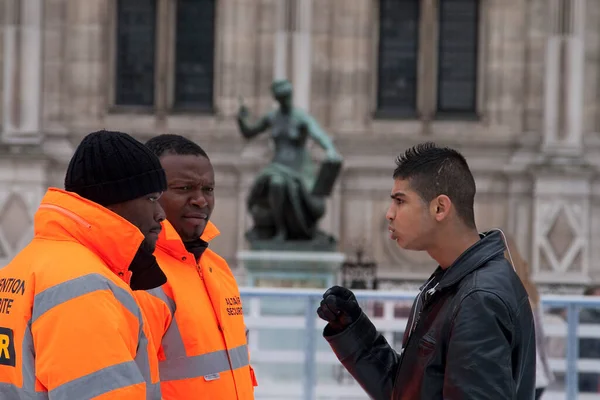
xmin=64 ymin=130 xmax=167 ymax=206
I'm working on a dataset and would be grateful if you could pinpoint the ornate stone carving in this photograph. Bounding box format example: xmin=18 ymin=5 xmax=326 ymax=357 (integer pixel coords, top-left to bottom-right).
xmin=0 ymin=192 xmax=34 ymax=261
xmin=533 ymin=198 xmax=588 ymax=275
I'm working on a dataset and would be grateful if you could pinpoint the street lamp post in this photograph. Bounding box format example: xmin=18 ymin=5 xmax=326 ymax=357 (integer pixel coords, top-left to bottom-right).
xmin=340 ymin=248 xmax=378 ymax=290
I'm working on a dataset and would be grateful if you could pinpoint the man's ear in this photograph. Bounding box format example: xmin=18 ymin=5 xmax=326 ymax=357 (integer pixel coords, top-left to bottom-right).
xmin=430 ymin=195 xmax=452 ymax=222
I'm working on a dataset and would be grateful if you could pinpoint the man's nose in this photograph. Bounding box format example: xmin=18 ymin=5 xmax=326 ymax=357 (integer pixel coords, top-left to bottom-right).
xmin=155 ymin=202 xmax=166 ymax=223
xmin=190 ymin=192 xmax=208 ymax=208
xmin=385 ymin=205 xmax=394 ymax=222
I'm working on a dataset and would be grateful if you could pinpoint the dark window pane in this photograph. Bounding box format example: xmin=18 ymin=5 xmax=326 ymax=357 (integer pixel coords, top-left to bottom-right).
xmin=437 ymin=0 xmax=479 ymax=114
xmin=174 ymin=0 xmax=216 ymax=109
xmin=376 ymin=0 xmax=420 ymax=116
xmin=115 ymin=0 xmax=156 ymax=106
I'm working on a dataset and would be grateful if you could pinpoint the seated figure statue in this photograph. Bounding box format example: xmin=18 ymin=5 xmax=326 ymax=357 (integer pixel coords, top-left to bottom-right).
xmin=236 ymin=79 xmax=343 ymax=248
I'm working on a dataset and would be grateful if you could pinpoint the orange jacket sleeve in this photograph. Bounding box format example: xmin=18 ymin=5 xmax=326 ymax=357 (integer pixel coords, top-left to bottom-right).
xmin=134 ymin=289 xmax=173 ymax=357
xmin=31 ymin=277 xmax=160 ymax=399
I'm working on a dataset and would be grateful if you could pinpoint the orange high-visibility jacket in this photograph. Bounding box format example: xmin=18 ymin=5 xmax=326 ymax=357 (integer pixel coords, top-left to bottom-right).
xmin=0 ymin=189 xmax=163 ymax=399
xmin=136 ymin=221 xmax=256 ymax=400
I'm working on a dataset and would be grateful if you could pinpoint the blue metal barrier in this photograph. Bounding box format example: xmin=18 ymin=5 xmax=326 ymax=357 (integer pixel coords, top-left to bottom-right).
xmin=541 ymin=295 xmax=600 ymax=400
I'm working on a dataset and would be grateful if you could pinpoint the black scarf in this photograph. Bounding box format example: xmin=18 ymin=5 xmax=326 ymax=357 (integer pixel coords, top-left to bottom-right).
xmin=128 ymin=244 xmax=167 ymax=291
xmin=184 ymin=238 xmax=209 ymax=262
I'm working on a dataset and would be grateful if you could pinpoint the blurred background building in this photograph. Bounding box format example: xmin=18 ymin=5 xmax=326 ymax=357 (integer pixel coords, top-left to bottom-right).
xmin=0 ymin=0 xmax=597 ymax=293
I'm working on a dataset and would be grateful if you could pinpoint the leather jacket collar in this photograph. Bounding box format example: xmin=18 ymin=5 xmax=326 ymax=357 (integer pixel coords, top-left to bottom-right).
xmin=426 ymin=230 xmax=507 ymax=292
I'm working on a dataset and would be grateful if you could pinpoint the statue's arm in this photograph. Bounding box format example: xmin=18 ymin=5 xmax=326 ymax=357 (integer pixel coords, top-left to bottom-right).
xmin=305 ymin=114 xmax=341 ymax=158
xmin=237 ymin=111 xmax=272 ymax=139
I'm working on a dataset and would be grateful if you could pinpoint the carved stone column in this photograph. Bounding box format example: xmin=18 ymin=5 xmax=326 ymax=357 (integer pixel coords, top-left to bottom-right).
xmin=291 ymin=0 xmax=312 ymax=111
xmin=543 ymin=0 xmax=585 ymax=155
xmin=273 ymin=0 xmax=312 ymax=111
xmin=530 ymin=0 xmax=593 ymax=288
xmin=2 ymin=0 xmax=43 ymax=144
xmin=273 ymin=0 xmax=288 ymax=80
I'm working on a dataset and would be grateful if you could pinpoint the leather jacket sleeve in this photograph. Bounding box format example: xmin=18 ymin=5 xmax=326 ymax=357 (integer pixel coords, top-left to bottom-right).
xmin=443 ymin=290 xmax=523 ymax=399
xmin=324 ymin=312 xmax=400 ymax=400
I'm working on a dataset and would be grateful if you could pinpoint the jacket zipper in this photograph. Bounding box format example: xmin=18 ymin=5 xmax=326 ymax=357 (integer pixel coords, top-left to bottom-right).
xmin=406 ymin=277 xmax=436 ymax=337
xmin=196 ymin=262 xmax=203 ymax=280
xmin=403 ymin=251 xmax=498 ymax=352
xmin=394 ymin=282 xmax=440 ymax=396
xmin=411 ymin=283 xmax=439 ymax=334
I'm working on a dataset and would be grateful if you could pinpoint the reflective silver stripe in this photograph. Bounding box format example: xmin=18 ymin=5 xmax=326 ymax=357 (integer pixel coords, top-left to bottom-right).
xmin=147 ymin=287 xmax=176 ymax=316
xmin=49 ymin=361 xmax=144 ymax=399
xmin=150 ymin=287 xmax=251 ymax=382
xmin=0 ymin=382 xmax=48 ymax=399
xmin=135 ymin=328 xmax=162 ymax=400
xmin=159 ymin=344 xmax=250 ymax=382
xmin=33 ymin=274 xmax=140 ymax=323
xmin=22 ymin=320 xmax=36 ymax=392
xmin=146 ymin=381 xmax=162 ymax=399
xmin=228 ymin=345 xmax=250 ymax=370
xmin=0 ymin=333 xmax=161 ymax=400
xmin=28 ymin=273 xmax=160 ymax=399
xmin=0 ymin=319 xmax=47 ymax=399
xmin=147 ymin=288 xmax=187 ymax=360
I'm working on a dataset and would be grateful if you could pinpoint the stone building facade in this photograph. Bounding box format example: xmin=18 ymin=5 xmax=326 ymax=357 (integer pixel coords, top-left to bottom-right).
xmin=0 ymin=0 xmax=597 ymax=291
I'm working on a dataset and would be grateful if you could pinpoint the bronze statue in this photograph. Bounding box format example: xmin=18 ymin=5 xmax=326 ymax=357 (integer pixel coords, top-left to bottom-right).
xmin=236 ymin=79 xmax=343 ymax=250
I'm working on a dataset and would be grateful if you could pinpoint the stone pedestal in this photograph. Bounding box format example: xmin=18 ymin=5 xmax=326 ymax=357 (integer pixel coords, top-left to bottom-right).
xmin=237 ymin=250 xmax=344 ymax=289
xmin=238 ymin=248 xmax=344 ymax=396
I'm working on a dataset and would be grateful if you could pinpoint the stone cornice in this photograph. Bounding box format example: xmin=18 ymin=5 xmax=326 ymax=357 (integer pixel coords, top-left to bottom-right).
xmin=0 ymin=143 xmax=45 ymax=160
xmin=527 ymin=156 xmax=597 ymax=179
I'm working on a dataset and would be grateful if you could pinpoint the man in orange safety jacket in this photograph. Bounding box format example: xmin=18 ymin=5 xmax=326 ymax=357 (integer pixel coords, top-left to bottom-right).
xmin=0 ymin=130 xmax=169 ymax=399
xmin=137 ymin=134 xmax=257 ymax=399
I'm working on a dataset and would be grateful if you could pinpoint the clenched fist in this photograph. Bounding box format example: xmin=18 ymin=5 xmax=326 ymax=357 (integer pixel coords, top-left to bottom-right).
xmin=316 ymin=286 xmax=362 ymax=335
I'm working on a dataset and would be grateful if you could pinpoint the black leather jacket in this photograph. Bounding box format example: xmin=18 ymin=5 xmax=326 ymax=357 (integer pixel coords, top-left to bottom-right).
xmin=324 ymin=231 xmax=536 ymax=399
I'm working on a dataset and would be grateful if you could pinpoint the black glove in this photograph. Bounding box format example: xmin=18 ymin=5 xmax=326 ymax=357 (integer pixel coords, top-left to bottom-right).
xmin=128 ymin=245 xmax=167 ymax=291
xmin=316 ymin=286 xmax=362 ymax=335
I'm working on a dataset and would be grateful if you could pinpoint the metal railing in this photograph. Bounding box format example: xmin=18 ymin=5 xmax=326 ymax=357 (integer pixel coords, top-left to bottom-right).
xmin=239 ymin=287 xmax=600 ymax=400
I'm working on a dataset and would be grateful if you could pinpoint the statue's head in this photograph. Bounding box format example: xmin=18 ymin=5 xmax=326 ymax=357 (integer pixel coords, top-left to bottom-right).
xmin=271 ymin=79 xmax=293 ymax=110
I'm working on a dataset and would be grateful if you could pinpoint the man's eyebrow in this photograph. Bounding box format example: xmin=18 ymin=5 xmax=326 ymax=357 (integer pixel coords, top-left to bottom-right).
xmin=169 ymin=180 xmax=215 ymax=186
xmin=390 ymin=192 xmax=406 ymax=199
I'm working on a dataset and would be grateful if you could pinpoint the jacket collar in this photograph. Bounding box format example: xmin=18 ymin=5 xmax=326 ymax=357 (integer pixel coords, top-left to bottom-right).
xmin=34 ymin=188 xmax=144 ymax=280
xmin=434 ymin=230 xmax=506 ymax=291
xmin=156 ymin=219 xmax=220 ymax=258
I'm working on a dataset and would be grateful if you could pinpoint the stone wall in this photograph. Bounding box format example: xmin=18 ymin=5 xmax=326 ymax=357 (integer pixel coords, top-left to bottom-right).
xmin=0 ymin=0 xmax=598 ymax=291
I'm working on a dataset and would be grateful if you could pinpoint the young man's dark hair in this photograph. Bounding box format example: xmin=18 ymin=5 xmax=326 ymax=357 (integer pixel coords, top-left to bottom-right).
xmin=145 ymin=134 xmax=209 ymax=159
xmin=393 ymin=142 xmax=476 ymax=229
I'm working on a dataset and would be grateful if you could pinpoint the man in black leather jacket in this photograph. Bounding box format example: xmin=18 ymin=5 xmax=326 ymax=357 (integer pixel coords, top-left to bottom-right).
xmin=317 ymin=143 xmax=536 ymax=399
